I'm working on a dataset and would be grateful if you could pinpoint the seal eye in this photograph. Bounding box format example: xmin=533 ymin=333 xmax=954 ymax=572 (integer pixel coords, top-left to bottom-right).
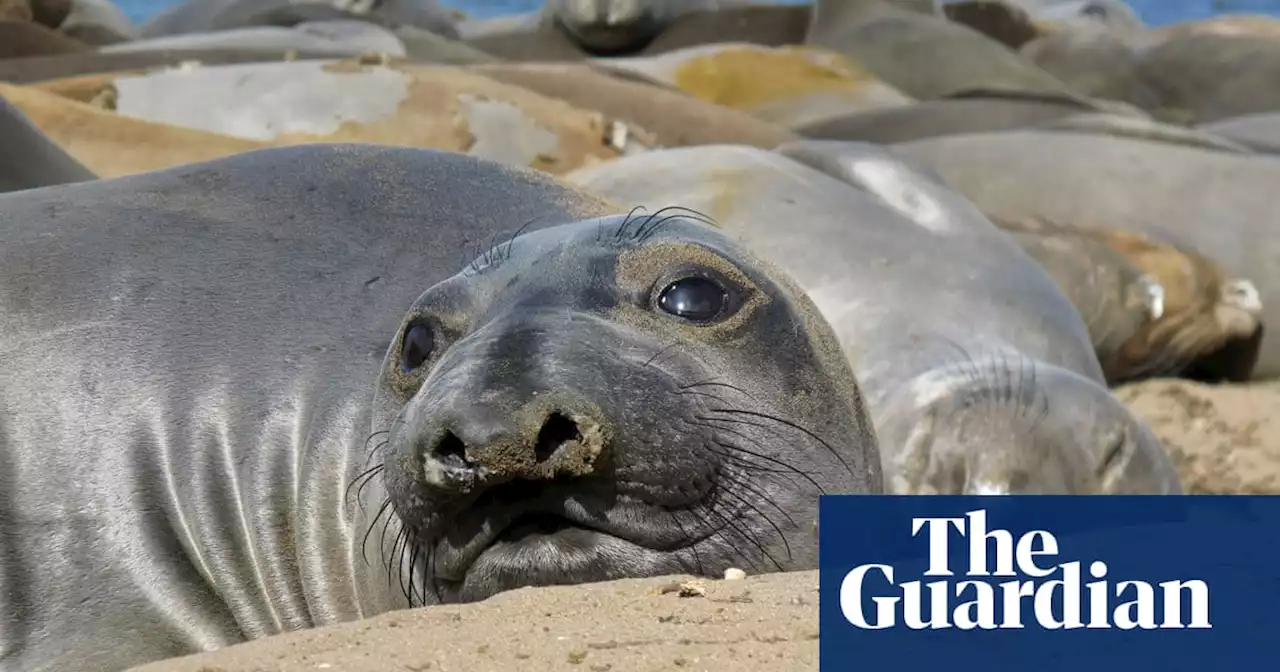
xmin=657 ymin=276 xmax=728 ymax=323
xmin=401 ymin=323 xmax=435 ymax=370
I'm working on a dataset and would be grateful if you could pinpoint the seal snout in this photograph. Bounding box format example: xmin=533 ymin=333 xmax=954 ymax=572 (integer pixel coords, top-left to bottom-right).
xmin=418 ymin=399 xmax=611 ymax=493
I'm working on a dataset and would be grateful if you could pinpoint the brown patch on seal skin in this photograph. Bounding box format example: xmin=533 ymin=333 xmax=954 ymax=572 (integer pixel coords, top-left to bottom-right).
xmin=24 ymin=60 xmax=644 ymax=176
xmin=0 ymin=81 xmax=267 ymax=177
xmin=670 ymin=45 xmax=906 ymax=113
xmin=469 ymin=62 xmax=798 ymax=150
xmin=1100 ymin=229 xmax=1265 ymax=384
xmin=990 ymin=215 xmax=1157 ymax=383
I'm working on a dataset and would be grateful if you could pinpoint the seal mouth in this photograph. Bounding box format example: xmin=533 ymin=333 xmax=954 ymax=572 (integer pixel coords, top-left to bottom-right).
xmin=430 ymin=481 xmax=636 ymax=582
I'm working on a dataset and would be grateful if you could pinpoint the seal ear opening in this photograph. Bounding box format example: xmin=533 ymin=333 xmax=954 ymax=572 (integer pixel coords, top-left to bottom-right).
xmin=1180 ymin=323 xmax=1265 ymax=383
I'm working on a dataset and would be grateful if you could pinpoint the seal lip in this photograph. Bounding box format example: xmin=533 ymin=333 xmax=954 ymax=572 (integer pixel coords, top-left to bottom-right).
xmin=431 ymin=495 xmax=637 ymax=581
xmin=429 ymin=482 xmax=721 ymax=583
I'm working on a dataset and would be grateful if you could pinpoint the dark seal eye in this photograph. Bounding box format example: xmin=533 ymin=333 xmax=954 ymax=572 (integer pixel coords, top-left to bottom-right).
xmin=401 ymin=323 xmax=435 ymax=370
xmin=657 ymin=276 xmax=729 ymax=322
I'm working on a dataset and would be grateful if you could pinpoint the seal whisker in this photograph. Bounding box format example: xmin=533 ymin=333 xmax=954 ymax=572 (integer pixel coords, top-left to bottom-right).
xmin=632 ymin=206 xmax=718 ymax=241
xmin=676 ymin=389 xmax=735 ymax=406
xmin=642 ymin=340 xmax=682 ymax=369
xmin=344 ymin=463 xmax=384 ymax=511
xmin=665 ymin=510 xmax=706 ymax=576
xmin=714 ymin=478 xmax=794 ymax=564
xmin=359 ymin=497 xmax=397 ymax=567
xmin=362 ymin=439 xmax=390 ymax=469
xmin=679 ymin=379 xmax=758 ymax=401
xmin=392 ymin=526 xmax=413 ymax=601
xmin=717 ymin=469 xmax=798 ymax=536
xmin=613 ymin=205 xmax=650 ymax=241
xmin=702 ymin=440 xmax=819 ymax=479
xmin=702 ymin=408 xmax=853 ymax=477
xmin=700 ymin=429 xmax=826 ymax=493
xmin=695 ymin=492 xmax=783 ymax=572
xmin=406 ymin=535 xmax=426 ymax=607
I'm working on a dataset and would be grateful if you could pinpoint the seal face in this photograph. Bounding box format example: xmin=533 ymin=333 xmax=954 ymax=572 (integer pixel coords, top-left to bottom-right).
xmin=568 ymin=143 xmax=1181 ymax=496
xmin=370 ymin=212 xmax=881 ymax=604
xmin=549 ymin=0 xmax=677 ymax=54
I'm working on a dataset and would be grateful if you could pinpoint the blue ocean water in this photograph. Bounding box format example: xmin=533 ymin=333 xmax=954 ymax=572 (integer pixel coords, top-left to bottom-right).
xmin=113 ymin=0 xmax=1280 ymax=30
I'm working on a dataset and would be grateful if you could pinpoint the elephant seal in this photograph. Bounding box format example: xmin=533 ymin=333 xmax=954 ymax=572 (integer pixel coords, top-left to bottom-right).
xmin=0 ymin=143 xmax=881 ymax=671
xmin=459 ymin=0 xmax=730 ymax=58
xmin=26 ymin=59 xmax=647 ymax=175
xmin=1130 ymin=32 xmax=1280 ymax=124
xmin=893 ymin=129 xmax=1280 ymax=379
xmin=803 ymin=0 xmax=1083 ymax=101
xmin=568 ymin=141 xmax=1180 ymax=495
xmin=987 ymin=215 xmax=1263 ymax=383
xmin=0 ymin=93 xmax=95 ymax=192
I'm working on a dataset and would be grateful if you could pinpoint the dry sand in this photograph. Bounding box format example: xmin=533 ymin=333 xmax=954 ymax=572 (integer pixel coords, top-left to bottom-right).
xmin=126 ymin=378 xmax=1280 ymax=672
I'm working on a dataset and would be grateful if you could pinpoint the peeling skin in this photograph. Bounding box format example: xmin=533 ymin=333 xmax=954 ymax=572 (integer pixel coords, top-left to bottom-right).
xmin=457 ymin=93 xmax=563 ymax=171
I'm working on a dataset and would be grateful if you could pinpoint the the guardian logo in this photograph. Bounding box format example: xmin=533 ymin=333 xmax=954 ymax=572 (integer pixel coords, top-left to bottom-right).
xmin=840 ymin=510 xmax=1212 ymax=631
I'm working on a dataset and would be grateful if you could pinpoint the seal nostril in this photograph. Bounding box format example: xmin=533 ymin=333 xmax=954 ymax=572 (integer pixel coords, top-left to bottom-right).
xmin=434 ymin=431 xmax=467 ymax=462
xmin=534 ymin=412 xmax=581 ymax=463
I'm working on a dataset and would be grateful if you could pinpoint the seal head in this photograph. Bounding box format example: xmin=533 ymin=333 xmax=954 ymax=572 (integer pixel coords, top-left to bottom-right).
xmin=372 ymin=211 xmax=881 ymax=604
xmin=879 ymin=353 xmax=1181 ymax=495
xmin=550 ymin=0 xmax=681 ymax=54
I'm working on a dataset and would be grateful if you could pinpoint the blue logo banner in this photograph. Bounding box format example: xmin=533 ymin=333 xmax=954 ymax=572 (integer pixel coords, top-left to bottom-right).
xmin=819 ymin=496 xmax=1280 ymax=671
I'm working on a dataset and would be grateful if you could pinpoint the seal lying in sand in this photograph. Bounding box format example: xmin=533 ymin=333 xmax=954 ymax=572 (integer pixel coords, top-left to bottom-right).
xmin=0 ymin=144 xmax=881 ymax=671
xmin=568 ymin=142 xmax=1180 ymax=496
xmin=0 ymin=93 xmax=95 ymax=192
xmin=988 ymin=215 xmax=1263 ymax=383
xmin=893 ymin=129 xmax=1280 ymax=379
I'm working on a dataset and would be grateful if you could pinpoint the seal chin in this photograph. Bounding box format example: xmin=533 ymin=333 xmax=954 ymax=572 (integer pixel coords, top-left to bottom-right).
xmin=883 ymin=356 xmax=1182 ymax=495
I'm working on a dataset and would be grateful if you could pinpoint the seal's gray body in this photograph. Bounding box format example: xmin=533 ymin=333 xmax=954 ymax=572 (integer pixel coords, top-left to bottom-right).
xmin=0 ymin=145 xmax=614 ymax=671
xmin=0 ymin=95 xmax=95 ymax=193
xmin=804 ymin=0 xmax=1079 ymax=101
xmin=894 ymin=129 xmax=1280 ymax=378
xmin=567 ymin=143 xmax=1180 ymax=495
xmin=0 ymin=144 xmax=881 ymax=671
